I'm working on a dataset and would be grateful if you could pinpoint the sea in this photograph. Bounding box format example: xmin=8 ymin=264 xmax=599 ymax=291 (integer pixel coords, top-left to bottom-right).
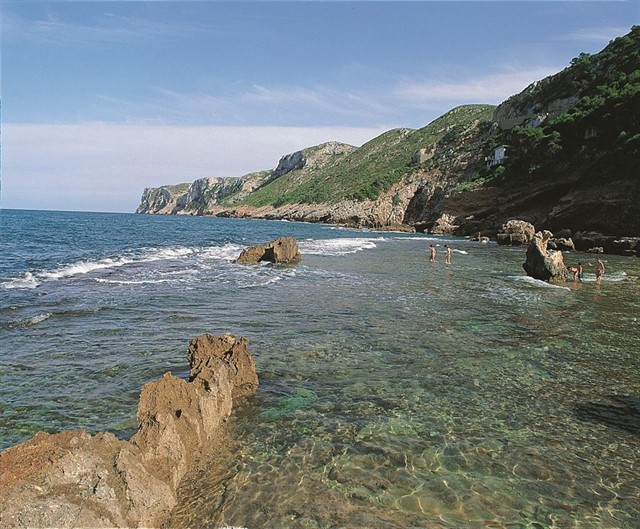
xmin=1 ymin=208 xmax=639 ymax=529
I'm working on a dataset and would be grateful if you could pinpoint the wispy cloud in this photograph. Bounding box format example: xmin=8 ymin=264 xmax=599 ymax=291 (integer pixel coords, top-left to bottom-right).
xmin=394 ymin=67 xmax=560 ymax=106
xmin=2 ymin=10 xmax=208 ymax=47
xmin=90 ymin=84 xmax=401 ymax=128
xmin=85 ymin=66 xmax=562 ymax=129
xmin=561 ymin=26 xmax=633 ymax=44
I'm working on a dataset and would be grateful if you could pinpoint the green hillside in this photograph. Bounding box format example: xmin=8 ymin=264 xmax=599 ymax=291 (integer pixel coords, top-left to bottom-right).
xmin=492 ymin=26 xmax=640 ymax=185
xmin=235 ymin=104 xmax=495 ymax=207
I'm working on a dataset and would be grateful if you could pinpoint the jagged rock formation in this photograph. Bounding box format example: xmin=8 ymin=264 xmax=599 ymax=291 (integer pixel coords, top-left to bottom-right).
xmin=136 ymin=183 xmax=191 ymax=215
xmin=573 ymin=232 xmax=639 ymax=256
xmin=235 ymin=237 xmax=301 ymax=265
xmin=136 ymin=171 xmax=272 ymax=215
xmin=523 ymin=231 xmax=568 ymax=281
xmin=136 ymin=28 xmax=640 ymax=247
xmin=496 ymin=220 xmax=536 ymax=246
xmin=0 ymin=333 xmax=258 ymax=529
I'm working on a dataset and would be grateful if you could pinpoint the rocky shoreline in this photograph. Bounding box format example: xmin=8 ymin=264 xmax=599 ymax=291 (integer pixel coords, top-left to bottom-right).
xmin=0 ymin=334 xmax=259 ymax=529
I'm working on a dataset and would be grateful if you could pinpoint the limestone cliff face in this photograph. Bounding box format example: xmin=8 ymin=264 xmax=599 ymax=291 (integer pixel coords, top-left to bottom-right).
xmin=136 ymin=183 xmax=191 ymax=214
xmin=137 ymin=142 xmax=356 ymax=216
xmin=136 ymin=172 xmax=272 ymax=215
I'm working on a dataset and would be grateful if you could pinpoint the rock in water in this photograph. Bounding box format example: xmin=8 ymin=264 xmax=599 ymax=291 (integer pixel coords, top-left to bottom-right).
xmin=523 ymin=230 xmax=568 ymax=281
xmin=0 ymin=333 xmax=259 ymax=529
xmin=235 ymin=236 xmax=302 ymax=264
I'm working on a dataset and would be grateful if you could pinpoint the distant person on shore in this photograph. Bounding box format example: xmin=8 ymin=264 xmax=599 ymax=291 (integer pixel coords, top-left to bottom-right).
xmin=595 ymin=256 xmax=605 ymax=282
xmin=429 ymin=244 xmax=436 ymax=262
xmin=444 ymin=245 xmax=452 ymax=265
xmin=577 ymin=262 xmax=584 ymax=281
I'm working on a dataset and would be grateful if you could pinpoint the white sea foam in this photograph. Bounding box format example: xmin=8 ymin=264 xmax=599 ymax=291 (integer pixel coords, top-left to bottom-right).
xmin=238 ymin=275 xmax=284 ymax=289
xmin=513 ymin=275 xmax=572 ymax=291
xmin=28 ymin=313 xmax=52 ymax=325
xmin=2 ymin=272 xmax=39 ymax=290
xmin=1 ymin=244 xmax=237 ymax=290
xmin=199 ymin=243 xmax=246 ymax=262
xmin=299 ymin=238 xmax=378 ymax=256
xmin=40 ymin=257 xmax=134 ymax=281
xmin=95 ymin=278 xmax=174 ymax=285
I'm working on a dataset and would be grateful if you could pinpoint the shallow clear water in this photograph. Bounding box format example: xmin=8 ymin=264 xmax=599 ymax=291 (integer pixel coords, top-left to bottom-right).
xmin=1 ymin=209 xmax=639 ymax=528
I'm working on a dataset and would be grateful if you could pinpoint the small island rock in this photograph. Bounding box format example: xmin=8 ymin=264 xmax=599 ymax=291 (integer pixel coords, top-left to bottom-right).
xmin=523 ymin=230 xmax=568 ymax=281
xmin=235 ymin=236 xmax=302 ymax=265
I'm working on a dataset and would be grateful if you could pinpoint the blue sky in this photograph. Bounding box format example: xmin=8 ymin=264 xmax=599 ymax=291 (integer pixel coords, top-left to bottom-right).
xmin=1 ymin=1 xmax=638 ymax=213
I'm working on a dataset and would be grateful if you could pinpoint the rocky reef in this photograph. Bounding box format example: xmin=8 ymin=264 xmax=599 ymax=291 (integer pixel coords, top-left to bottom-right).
xmin=0 ymin=333 xmax=258 ymax=529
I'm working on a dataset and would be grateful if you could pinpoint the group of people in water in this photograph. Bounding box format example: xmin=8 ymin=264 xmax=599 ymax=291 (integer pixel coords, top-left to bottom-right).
xmin=428 ymin=242 xmax=607 ymax=282
xmin=567 ymin=255 xmax=605 ymax=282
xmin=429 ymin=244 xmax=452 ymax=265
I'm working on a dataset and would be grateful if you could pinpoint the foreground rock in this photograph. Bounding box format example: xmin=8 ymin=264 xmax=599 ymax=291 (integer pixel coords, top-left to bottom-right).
xmin=0 ymin=333 xmax=258 ymax=529
xmin=235 ymin=236 xmax=302 ymax=264
xmin=523 ymin=230 xmax=568 ymax=281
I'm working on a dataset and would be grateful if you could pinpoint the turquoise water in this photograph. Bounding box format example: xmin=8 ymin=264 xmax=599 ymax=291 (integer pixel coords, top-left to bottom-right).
xmin=1 ymin=209 xmax=639 ymax=528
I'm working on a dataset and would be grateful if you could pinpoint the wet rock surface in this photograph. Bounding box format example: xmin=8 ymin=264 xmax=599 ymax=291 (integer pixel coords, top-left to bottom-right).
xmin=235 ymin=236 xmax=302 ymax=265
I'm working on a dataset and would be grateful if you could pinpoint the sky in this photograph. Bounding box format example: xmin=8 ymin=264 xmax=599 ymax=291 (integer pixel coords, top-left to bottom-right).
xmin=1 ymin=1 xmax=639 ymax=213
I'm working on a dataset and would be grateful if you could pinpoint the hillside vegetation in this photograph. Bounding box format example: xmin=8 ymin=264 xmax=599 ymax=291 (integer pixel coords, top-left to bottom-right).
xmin=235 ymin=105 xmax=494 ymax=207
xmin=462 ymin=25 xmax=640 ymax=234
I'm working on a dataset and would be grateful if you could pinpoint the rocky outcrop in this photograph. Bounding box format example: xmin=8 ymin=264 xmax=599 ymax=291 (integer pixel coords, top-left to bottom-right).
xmin=523 ymin=231 xmax=568 ymax=281
xmin=272 ymin=150 xmax=305 ymax=178
xmin=0 ymin=333 xmax=258 ymax=529
xmin=136 ymin=183 xmax=191 ymax=214
xmin=137 ymin=172 xmax=273 ymax=215
xmin=235 ymin=237 xmax=302 ymax=265
xmin=430 ymin=213 xmax=459 ymax=235
xmin=548 ymin=237 xmax=575 ymax=252
xmin=573 ymin=232 xmax=639 ymax=256
xmin=496 ymin=220 xmax=536 ymax=246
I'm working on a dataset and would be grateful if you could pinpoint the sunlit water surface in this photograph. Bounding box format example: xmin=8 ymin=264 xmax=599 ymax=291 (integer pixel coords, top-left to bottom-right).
xmin=1 ymin=209 xmax=638 ymax=529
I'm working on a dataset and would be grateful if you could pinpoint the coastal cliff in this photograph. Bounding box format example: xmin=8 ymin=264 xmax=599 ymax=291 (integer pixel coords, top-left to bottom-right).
xmin=0 ymin=334 xmax=258 ymax=529
xmin=137 ymin=27 xmax=640 ymax=242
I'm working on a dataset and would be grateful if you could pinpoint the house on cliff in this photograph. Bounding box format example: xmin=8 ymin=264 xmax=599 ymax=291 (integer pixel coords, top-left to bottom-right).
xmin=485 ymin=144 xmax=509 ymax=168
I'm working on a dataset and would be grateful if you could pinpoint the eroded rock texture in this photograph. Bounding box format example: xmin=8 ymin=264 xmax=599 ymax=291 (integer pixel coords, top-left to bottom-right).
xmin=0 ymin=333 xmax=258 ymax=529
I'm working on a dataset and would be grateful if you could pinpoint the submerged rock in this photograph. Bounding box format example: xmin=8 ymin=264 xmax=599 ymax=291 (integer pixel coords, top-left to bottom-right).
xmin=0 ymin=333 xmax=258 ymax=529
xmin=523 ymin=230 xmax=568 ymax=281
xmin=235 ymin=236 xmax=302 ymax=265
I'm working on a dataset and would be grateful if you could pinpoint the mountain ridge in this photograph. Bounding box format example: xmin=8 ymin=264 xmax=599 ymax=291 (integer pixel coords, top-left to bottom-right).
xmin=137 ymin=26 xmax=640 ymax=240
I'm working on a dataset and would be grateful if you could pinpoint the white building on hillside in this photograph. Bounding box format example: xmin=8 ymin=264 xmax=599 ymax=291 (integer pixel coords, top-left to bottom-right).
xmin=485 ymin=145 xmax=509 ymax=168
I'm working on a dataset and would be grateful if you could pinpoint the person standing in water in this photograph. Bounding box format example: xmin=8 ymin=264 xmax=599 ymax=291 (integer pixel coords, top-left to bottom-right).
xmin=568 ymin=262 xmax=584 ymax=281
xmin=595 ymin=256 xmax=605 ymax=282
xmin=429 ymin=244 xmax=436 ymax=262
xmin=444 ymin=245 xmax=452 ymax=265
